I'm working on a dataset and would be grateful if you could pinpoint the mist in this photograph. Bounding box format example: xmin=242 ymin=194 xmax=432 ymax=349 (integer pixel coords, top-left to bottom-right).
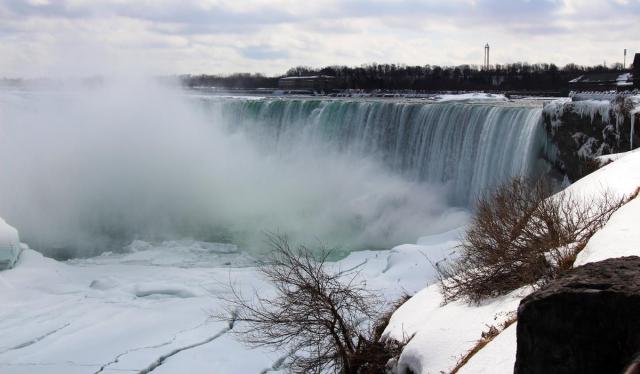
xmin=0 ymin=80 xmax=468 ymax=258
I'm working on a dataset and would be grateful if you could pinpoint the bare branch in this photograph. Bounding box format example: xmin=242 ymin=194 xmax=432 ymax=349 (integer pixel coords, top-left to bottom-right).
xmin=214 ymin=233 xmax=404 ymax=373
xmin=438 ymin=177 xmax=626 ymax=304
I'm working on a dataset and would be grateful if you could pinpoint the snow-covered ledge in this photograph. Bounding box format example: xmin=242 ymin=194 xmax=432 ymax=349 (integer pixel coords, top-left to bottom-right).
xmin=0 ymin=217 xmax=21 ymax=270
xmin=383 ymin=148 xmax=640 ymax=374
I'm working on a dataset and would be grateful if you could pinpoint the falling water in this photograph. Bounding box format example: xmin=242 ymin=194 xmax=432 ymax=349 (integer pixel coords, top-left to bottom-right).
xmin=205 ymin=98 xmax=548 ymax=205
xmin=0 ymin=87 xmax=549 ymax=257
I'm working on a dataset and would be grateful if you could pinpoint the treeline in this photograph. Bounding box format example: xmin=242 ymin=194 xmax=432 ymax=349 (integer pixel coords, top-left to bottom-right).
xmin=182 ymin=62 xmax=629 ymax=92
xmin=181 ymin=73 xmax=279 ymax=90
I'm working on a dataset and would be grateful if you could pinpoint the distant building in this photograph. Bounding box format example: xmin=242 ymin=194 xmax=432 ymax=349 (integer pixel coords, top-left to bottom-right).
xmin=633 ymin=53 xmax=640 ymax=88
xmin=278 ymin=75 xmax=336 ymax=92
xmin=568 ymin=71 xmax=634 ymax=91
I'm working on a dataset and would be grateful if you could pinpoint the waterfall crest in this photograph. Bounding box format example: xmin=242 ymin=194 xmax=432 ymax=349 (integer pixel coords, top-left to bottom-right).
xmin=0 ymin=88 xmax=548 ymax=257
xmin=208 ymin=98 xmax=547 ymax=204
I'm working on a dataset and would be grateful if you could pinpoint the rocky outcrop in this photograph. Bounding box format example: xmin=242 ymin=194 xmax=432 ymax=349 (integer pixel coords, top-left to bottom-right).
xmin=515 ymin=256 xmax=640 ymax=374
xmin=543 ymin=96 xmax=640 ymax=182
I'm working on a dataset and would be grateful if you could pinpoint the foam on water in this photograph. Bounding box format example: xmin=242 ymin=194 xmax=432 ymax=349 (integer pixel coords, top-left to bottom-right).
xmin=0 ymin=83 xmax=547 ymax=258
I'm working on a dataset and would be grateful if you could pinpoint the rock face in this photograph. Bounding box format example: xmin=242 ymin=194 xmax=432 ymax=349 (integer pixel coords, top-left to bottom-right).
xmin=515 ymin=256 xmax=640 ymax=374
xmin=543 ymin=97 xmax=640 ymax=182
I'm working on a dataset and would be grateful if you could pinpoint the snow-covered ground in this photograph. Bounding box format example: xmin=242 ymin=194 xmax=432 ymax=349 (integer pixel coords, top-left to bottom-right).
xmin=4 ymin=145 xmax=639 ymax=374
xmin=1 ymin=91 xmax=638 ymax=373
xmin=430 ymin=93 xmax=508 ymax=102
xmin=383 ymin=148 xmax=640 ymax=374
xmin=0 ymin=225 xmax=463 ymax=374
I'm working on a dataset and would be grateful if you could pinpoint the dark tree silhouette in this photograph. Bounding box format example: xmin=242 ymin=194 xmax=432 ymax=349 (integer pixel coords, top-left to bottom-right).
xmin=437 ymin=178 xmax=625 ymax=304
xmin=181 ymin=62 xmax=630 ymax=92
xmin=216 ymin=234 xmax=403 ymax=374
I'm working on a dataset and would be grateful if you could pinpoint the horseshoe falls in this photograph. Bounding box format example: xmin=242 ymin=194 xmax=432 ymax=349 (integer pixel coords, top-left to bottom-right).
xmin=0 ymin=87 xmax=548 ymax=258
xmin=209 ymin=98 xmax=548 ymax=205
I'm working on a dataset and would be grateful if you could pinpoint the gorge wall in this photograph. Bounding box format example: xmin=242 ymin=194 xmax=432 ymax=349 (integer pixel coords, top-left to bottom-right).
xmin=543 ymin=95 xmax=640 ymax=183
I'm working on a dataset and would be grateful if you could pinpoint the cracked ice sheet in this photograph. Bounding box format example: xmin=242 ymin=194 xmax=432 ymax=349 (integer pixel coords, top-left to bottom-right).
xmin=0 ymin=250 xmax=279 ymax=374
xmin=0 ymin=229 xmax=463 ymax=374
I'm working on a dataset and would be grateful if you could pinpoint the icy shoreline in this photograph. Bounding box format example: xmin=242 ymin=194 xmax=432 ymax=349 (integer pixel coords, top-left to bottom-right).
xmin=0 ymin=227 xmax=462 ymax=374
xmin=2 ymin=148 xmax=640 ymax=374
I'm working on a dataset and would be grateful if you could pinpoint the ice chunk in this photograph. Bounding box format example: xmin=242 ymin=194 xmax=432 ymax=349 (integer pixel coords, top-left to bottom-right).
xmin=89 ymin=276 xmax=121 ymax=290
xmin=132 ymin=282 xmax=200 ymax=298
xmin=0 ymin=217 xmax=21 ymax=270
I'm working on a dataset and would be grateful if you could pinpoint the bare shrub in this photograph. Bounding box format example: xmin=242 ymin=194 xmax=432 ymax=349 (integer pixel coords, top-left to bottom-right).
xmin=216 ymin=234 xmax=403 ymax=374
xmin=438 ymin=177 xmax=625 ymax=304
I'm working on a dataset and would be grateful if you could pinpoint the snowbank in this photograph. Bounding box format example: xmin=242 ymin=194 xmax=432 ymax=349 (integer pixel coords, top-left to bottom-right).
xmin=574 ymin=195 xmax=640 ymax=266
xmin=562 ymin=147 xmax=640 ymax=199
xmin=383 ymin=285 xmax=524 ymax=374
xmin=385 ymin=148 xmax=640 ymax=374
xmin=0 ymin=217 xmax=20 ymax=270
xmin=595 ymin=147 xmax=640 ymax=165
xmin=459 ymin=193 xmax=640 ymax=374
xmin=434 ymin=93 xmax=508 ymax=102
xmin=457 ymin=323 xmax=517 ymax=374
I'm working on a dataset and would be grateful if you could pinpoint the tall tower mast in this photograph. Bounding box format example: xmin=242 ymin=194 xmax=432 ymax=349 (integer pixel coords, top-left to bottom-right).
xmin=484 ymin=43 xmax=490 ymax=69
xmin=624 ymin=49 xmax=627 ymax=69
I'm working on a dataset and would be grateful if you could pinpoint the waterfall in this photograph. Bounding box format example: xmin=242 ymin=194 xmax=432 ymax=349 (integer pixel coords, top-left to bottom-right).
xmin=0 ymin=88 xmax=549 ymax=257
xmin=204 ymin=98 xmax=547 ymax=205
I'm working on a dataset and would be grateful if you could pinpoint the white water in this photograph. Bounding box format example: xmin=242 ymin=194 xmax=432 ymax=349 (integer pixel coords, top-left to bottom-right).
xmin=0 ymin=82 xmax=546 ymax=258
xmin=206 ymin=97 xmax=547 ymax=204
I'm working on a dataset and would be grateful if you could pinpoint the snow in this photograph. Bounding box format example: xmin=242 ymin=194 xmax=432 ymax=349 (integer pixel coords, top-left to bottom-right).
xmin=545 ymin=94 xmax=639 ymax=151
xmin=543 ymin=98 xmax=611 ymax=129
xmin=596 ymin=146 xmax=640 ymax=165
xmin=450 ymin=152 xmax=640 ymax=373
xmin=562 ymin=146 xmax=640 ymax=200
xmin=382 ymin=284 xmax=524 ymax=374
xmin=2 ymin=100 xmax=639 ymax=373
xmin=0 ymin=217 xmax=21 ymax=270
xmin=568 ymin=75 xmax=584 ymax=83
xmin=616 ymin=73 xmax=633 ymax=86
xmin=457 ymin=323 xmax=517 ymax=374
xmin=382 ymin=146 xmax=640 ymax=374
xmin=0 ymin=249 xmax=279 ymax=374
xmin=0 ymin=227 xmax=463 ymax=374
xmin=574 ymin=195 xmax=640 ymax=266
xmin=432 ymin=93 xmax=508 ymax=102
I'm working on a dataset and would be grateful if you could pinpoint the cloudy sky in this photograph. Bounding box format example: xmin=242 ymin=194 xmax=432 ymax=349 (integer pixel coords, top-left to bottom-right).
xmin=0 ymin=0 xmax=638 ymax=77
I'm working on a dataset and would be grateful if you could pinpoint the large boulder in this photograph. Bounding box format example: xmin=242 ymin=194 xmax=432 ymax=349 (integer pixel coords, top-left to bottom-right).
xmin=515 ymin=256 xmax=640 ymax=374
xmin=0 ymin=217 xmax=21 ymax=270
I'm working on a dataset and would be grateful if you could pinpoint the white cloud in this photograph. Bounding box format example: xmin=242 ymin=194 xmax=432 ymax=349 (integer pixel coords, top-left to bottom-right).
xmin=0 ymin=0 xmax=638 ymax=77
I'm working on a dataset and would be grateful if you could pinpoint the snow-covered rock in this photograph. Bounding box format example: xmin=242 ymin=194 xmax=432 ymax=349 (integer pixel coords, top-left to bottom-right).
xmin=385 ymin=147 xmax=640 ymax=374
xmin=543 ymin=95 xmax=640 ymax=182
xmin=0 ymin=217 xmax=21 ymax=270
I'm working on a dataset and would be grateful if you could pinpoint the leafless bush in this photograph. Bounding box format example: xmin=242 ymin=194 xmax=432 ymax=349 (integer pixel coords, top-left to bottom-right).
xmin=437 ymin=177 xmax=625 ymax=304
xmin=216 ymin=234 xmax=403 ymax=373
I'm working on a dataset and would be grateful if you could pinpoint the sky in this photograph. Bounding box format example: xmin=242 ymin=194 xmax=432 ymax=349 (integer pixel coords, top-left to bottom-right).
xmin=0 ymin=0 xmax=639 ymax=78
